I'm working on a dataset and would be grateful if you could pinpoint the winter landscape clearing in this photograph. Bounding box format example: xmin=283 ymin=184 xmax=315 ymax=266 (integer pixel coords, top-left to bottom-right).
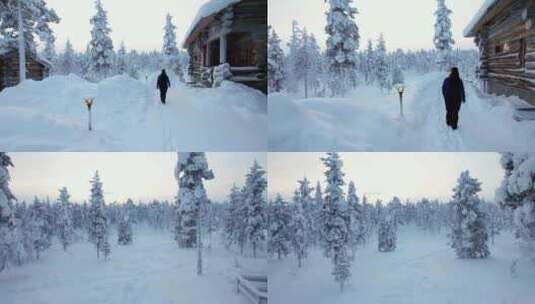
xmin=0 ymin=229 xmax=265 ymax=304
xmin=270 ymin=226 xmax=535 ymax=304
xmin=269 ymin=72 xmax=535 ymax=152
xmin=0 ymin=74 xmax=267 ymax=151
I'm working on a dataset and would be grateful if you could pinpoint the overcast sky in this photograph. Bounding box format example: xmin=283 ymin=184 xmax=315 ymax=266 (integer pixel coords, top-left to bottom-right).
xmin=9 ymin=153 xmax=265 ymax=203
xmin=268 ymin=153 xmax=503 ymax=203
xmin=46 ymin=0 xmax=209 ymax=52
xmin=269 ymin=0 xmax=485 ymax=51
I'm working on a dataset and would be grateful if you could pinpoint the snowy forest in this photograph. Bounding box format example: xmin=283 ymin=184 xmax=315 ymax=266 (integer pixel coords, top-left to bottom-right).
xmin=0 ymin=153 xmax=267 ymax=303
xmin=268 ymin=0 xmax=478 ymax=97
xmin=269 ymin=152 xmax=535 ymax=303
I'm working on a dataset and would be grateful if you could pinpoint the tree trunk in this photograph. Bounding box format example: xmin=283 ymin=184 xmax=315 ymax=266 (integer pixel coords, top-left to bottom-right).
xmin=17 ymin=0 xmax=26 ymax=82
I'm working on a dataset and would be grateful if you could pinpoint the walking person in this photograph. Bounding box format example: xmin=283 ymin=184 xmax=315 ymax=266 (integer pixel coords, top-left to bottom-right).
xmin=157 ymin=69 xmax=171 ymax=104
xmin=442 ymin=67 xmax=466 ymax=130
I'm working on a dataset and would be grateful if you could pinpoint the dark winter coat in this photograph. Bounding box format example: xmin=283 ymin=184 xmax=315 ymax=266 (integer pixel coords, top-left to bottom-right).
xmin=442 ymin=77 xmax=466 ymax=112
xmin=157 ymin=72 xmax=171 ymax=91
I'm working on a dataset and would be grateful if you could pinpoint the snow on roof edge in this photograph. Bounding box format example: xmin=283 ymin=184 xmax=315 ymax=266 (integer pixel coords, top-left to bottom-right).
xmin=464 ymin=0 xmax=499 ymax=37
xmin=182 ymin=0 xmax=241 ymax=48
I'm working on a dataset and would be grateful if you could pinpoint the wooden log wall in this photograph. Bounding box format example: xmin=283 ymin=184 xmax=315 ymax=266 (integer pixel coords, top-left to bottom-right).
xmin=477 ymin=0 xmax=535 ymax=104
xmin=0 ymin=50 xmax=47 ymax=92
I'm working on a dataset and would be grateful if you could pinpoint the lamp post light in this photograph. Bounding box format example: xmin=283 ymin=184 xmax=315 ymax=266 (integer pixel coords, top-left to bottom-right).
xmin=396 ymin=84 xmax=405 ymax=118
xmin=84 ymin=97 xmax=94 ymax=131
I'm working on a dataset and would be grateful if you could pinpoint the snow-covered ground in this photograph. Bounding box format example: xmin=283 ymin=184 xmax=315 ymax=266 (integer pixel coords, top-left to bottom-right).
xmin=269 ymin=72 xmax=535 ymax=151
xmin=0 ymin=74 xmax=267 ymax=151
xmin=0 ymin=229 xmax=266 ymax=304
xmin=270 ymin=225 xmax=535 ymax=304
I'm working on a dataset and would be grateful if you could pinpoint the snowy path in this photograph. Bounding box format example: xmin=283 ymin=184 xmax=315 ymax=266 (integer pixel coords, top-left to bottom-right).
xmin=270 ymin=226 xmax=535 ymax=304
xmin=0 ymin=229 xmax=266 ymax=304
xmin=0 ymin=75 xmax=267 ymax=151
xmin=269 ymin=72 xmax=535 ymax=151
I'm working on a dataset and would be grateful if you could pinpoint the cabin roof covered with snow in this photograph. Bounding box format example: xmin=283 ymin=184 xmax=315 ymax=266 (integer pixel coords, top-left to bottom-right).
xmin=182 ymin=0 xmax=241 ymax=48
xmin=464 ymin=0 xmax=507 ymax=37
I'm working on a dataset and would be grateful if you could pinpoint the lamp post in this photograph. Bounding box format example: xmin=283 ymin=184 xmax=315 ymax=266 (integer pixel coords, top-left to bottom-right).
xmin=84 ymin=97 xmax=94 ymax=131
xmin=396 ymin=85 xmax=405 ymax=118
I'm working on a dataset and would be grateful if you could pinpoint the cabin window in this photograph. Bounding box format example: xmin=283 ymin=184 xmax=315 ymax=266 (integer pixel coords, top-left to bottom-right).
xmin=227 ymin=32 xmax=257 ymax=67
xmin=519 ymin=38 xmax=527 ymax=68
xmin=495 ymin=43 xmax=505 ymax=54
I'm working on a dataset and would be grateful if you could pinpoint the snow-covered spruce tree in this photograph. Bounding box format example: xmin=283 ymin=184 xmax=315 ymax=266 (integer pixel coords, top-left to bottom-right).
xmin=175 ymin=153 xmax=214 ymax=275
xmin=224 ymin=185 xmax=247 ymax=252
xmin=88 ymin=0 xmax=114 ymax=81
xmin=0 ymin=0 xmax=59 ymax=81
xmin=56 ymin=187 xmax=74 ymax=251
xmin=0 ymin=153 xmax=16 ymax=272
xmin=377 ymin=211 xmax=396 ymax=252
xmin=347 ymin=181 xmax=366 ymax=256
xmin=291 ymin=190 xmax=308 ymax=267
xmin=88 ymin=171 xmax=110 ymax=259
xmin=319 ymin=152 xmax=351 ymax=292
xmin=433 ymin=0 xmax=455 ymax=69
xmin=296 ymin=177 xmax=315 ymax=248
xmin=29 ymin=197 xmax=51 ymax=260
xmin=286 ymin=20 xmax=304 ymax=93
xmin=449 ymin=171 xmax=490 ymax=259
xmin=364 ymin=39 xmax=375 ymax=85
xmin=375 ymin=33 xmax=390 ymax=92
xmin=117 ymin=210 xmax=133 ymax=245
xmin=116 ymin=41 xmax=127 ymax=75
xmin=268 ymin=26 xmax=285 ymax=93
xmin=244 ymin=161 xmax=267 ymax=258
xmin=162 ymin=13 xmax=183 ymax=81
xmin=268 ymin=194 xmax=291 ymax=259
xmin=41 ymin=29 xmax=57 ymax=71
xmin=391 ymin=64 xmax=404 ymax=87
xmin=175 ymin=153 xmax=214 ymax=251
xmin=324 ymin=0 xmax=360 ymax=96
xmin=58 ymin=40 xmax=76 ymax=75
xmin=497 ymin=153 xmax=535 ymax=263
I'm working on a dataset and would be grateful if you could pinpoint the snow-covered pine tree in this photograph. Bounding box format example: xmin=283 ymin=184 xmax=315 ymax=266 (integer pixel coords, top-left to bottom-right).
xmin=0 ymin=153 xmax=16 ymax=272
xmin=268 ymin=26 xmax=285 ymax=93
xmin=244 ymin=161 xmax=267 ymax=258
xmin=364 ymin=39 xmax=375 ymax=85
xmin=56 ymin=187 xmax=74 ymax=251
xmin=296 ymin=177 xmax=315 ymax=248
xmin=347 ymin=181 xmax=365 ymax=256
xmin=433 ymin=0 xmax=455 ymax=69
xmin=117 ymin=210 xmax=133 ymax=245
xmin=58 ymin=39 xmax=76 ymax=75
xmin=162 ymin=13 xmax=183 ymax=81
xmin=377 ymin=210 xmax=396 ymax=252
xmin=449 ymin=171 xmax=490 ymax=259
xmin=0 ymin=0 xmax=59 ymax=81
xmin=116 ymin=41 xmax=127 ymax=75
xmin=88 ymin=0 xmax=114 ymax=81
xmin=88 ymin=171 xmax=110 ymax=259
xmin=268 ymin=194 xmax=291 ymax=259
xmin=286 ymin=20 xmax=304 ymax=93
xmin=324 ymin=0 xmax=360 ymax=96
xmin=497 ymin=153 xmax=535 ymax=262
xmin=224 ymin=184 xmax=247 ymax=251
xmin=391 ymin=64 xmax=404 ymax=87
xmin=29 ymin=197 xmax=51 ymax=259
xmin=319 ymin=152 xmax=351 ymax=292
xmin=291 ymin=190 xmax=308 ymax=267
xmin=175 ymin=153 xmax=214 ymax=275
xmin=375 ymin=33 xmax=390 ymax=92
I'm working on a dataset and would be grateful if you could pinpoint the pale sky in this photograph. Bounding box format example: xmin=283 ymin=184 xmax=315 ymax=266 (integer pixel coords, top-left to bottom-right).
xmin=268 ymin=153 xmax=503 ymax=203
xmin=269 ymin=0 xmax=485 ymax=51
xmin=45 ymin=0 xmax=209 ymax=52
xmin=9 ymin=153 xmax=266 ymax=204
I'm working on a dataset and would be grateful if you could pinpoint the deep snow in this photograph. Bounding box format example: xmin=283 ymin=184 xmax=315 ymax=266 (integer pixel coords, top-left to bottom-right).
xmin=269 ymin=72 xmax=535 ymax=151
xmin=269 ymin=226 xmax=535 ymax=304
xmin=0 ymin=74 xmax=267 ymax=151
xmin=0 ymin=229 xmax=266 ymax=304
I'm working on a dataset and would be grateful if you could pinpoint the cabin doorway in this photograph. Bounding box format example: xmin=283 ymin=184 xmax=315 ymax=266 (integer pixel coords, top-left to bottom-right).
xmin=227 ymin=32 xmax=256 ymax=67
xmin=208 ymin=39 xmax=220 ymax=67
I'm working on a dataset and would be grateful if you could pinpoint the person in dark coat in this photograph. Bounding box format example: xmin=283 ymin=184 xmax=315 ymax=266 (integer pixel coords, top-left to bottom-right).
xmin=157 ymin=69 xmax=171 ymax=104
xmin=442 ymin=67 xmax=466 ymax=130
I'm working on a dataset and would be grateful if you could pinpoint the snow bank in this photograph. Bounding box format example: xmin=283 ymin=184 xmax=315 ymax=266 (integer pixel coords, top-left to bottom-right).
xmin=0 ymin=74 xmax=267 ymax=151
xmin=464 ymin=0 xmax=498 ymax=37
xmin=183 ymin=0 xmax=241 ymax=46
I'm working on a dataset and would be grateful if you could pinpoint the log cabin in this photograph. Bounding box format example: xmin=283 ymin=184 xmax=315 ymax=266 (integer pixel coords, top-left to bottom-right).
xmin=183 ymin=0 xmax=267 ymax=94
xmin=0 ymin=47 xmax=50 ymax=92
xmin=465 ymin=0 xmax=535 ymax=105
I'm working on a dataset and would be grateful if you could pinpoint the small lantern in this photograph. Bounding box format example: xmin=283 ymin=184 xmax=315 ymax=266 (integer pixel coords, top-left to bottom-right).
xmin=84 ymin=97 xmax=95 ymax=131
xmin=395 ymin=84 xmax=405 ymax=118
